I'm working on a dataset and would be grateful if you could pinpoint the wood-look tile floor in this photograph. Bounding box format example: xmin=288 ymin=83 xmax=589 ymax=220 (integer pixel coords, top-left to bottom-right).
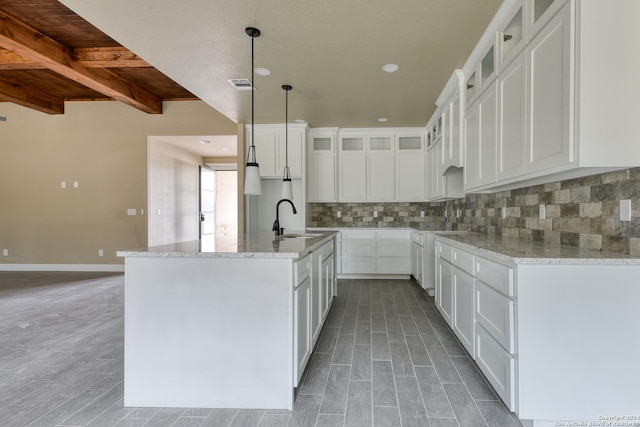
xmin=0 ymin=272 xmax=521 ymax=427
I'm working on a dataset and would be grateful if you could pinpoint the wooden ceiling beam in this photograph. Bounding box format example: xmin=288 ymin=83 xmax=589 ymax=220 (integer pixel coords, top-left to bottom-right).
xmin=0 ymin=11 xmax=162 ymax=114
xmin=74 ymin=47 xmax=150 ymax=68
xmin=0 ymin=77 xmax=64 ymax=114
xmin=0 ymin=47 xmax=46 ymax=70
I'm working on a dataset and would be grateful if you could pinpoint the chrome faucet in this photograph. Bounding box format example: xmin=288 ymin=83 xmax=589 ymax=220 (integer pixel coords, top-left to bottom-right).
xmin=273 ymin=198 xmax=297 ymax=236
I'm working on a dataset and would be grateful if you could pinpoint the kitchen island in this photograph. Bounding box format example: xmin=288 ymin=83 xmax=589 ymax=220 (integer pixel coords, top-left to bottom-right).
xmin=117 ymin=231 xmax=337 ymax=410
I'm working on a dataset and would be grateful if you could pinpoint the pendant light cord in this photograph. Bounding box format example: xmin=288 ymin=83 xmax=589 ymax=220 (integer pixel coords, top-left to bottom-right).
xmin=251 ymin=34 xmax=255 ymax=152
xmin=285 ymin=88 xmax=288 ymax=168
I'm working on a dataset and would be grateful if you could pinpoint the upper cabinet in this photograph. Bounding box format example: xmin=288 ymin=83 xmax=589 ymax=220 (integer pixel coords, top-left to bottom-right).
xmin=308 ymin=128 xmax=338 ymax=202
xmin=336 ymin=129 xmax=426 ymax=202
xmin=459 ymin=0 xmax=640 ymax=193
xmin=246 ymin=124 xmax=307 ymax=178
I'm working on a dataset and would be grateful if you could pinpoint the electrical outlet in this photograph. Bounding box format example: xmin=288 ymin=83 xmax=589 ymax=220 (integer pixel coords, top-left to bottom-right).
xmin=2 ymin=249 xmax=7 ymax=256
xmin=337 ymin=211 xmax=341 ymax=218
xmin=140 ymin=209 xmax=144 ymax=215
xmin=420 ymin=211 xmax=425 ymax=217
xmin=60 ymin=181 xmax=66 ymax=189
xmin=444 ymin=210 xmax=447 ymax=218
xmin=73 ymin=181 xmax=78 ymax=188
xmin=620 ymin=199 xmax=632 ymax=221
xmin=373 ymin=211 xmax=378 ymax=218
xmin=539 ymin=204 xmax=546 ymax=219
xmin=456 ymin=209 xmax=461 ymax=218
xmin=502 ymin=207 xmax=507 ymax=219
xmin=127 ymin=208 xmax=137 ymax=216
xmin=156 ymin=209 xmax=161 ymax=215
xmin=98 ymin=249 xmax=104 ymax=257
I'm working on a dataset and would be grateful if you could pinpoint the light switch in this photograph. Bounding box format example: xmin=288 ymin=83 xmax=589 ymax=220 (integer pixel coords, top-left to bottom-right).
xmin=336 ymin=211 xmax=341 ymax=218
xmin=620 ymin=199 xmax=632 ymax=221
xmin=539 ymin=204 xmax=546 ymax=219
xmin=2 ymin=249 xmax=7 ymax=256
xmin=420 ymin=211 xmax=425 ymax=217
xmin=373 ymin=211 xmax=378 ymax=218
xmin=456 ymin=209 xmax=461 ymax=218
xmin=98 ymin=249 xmax=104 ymax=256
xmin=127 ymin=208 xmax=137 ymax=216
xmin=73 ymin=181 xmax=78 ymax=188
xmin=156 ymin=209 xmax=161 ymax=215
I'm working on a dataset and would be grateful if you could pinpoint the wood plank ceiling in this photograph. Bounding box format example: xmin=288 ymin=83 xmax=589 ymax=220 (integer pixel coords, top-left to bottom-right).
xmin=0 ymin=0 xmax=197 ymax=115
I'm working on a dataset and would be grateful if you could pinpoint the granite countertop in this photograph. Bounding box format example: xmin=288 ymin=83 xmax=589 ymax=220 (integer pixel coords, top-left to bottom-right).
xmin=117 ymin=231 xmax=338 ymax=259
xmin=435 ymin=233 xmax=640 ymax=265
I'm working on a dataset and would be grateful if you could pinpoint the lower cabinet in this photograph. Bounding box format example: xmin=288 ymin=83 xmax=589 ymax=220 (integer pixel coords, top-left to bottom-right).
xmin=293 ymin=237 xmax=336 ymax=386
xmin=340 ymin=229 xmax=411 ymax=275
xmin=437 ymin=256 xmax=454 ymax=327
xmin=452 ymin=266 xmax=475 ymax=357
xmin=293 ymin=276 xmax=311 ymax=385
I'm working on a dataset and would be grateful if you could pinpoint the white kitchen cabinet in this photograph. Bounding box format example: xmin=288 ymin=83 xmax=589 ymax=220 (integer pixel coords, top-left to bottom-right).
xmin=498 ymin=0 xmax=526 ymax=71
xmin=464 ymin=82 xmax=497 ymax=191
xmin=476 ymin=324 xmax=516 ymax=409
xmin=526 ymin=2 xmax=571 ymax=174
xmin=248 ymin=124 xmax=307 ymax=178
xmin=437 ymin=253 xmax=454 ymax=327
xmin=310 ymin=249 xmax=322 ymax=344
xmin=410 ymin=232 xmax=424 ymax=285
xmin=395 ymin=134 xmax=425 ymax=201
xmin=426 ymin=142 xmax=442 ymax=199
xmin=293 ymin=275 xmax=311 ymax=385
xmin=453 ymin=266 xmax=475 ymax=357
xmin=442 ymin=93 xmax=463 ymax=171
xmin=308 ymin=129 xmax=337 ymax=202
xmin=498 ymin=51 xmax=527 ymax=181
xmin=338 ymin=154 xmax=367 ymax=202
xmin=367 ymin=148 xmax=395 ymax=202
xmin=339 ymin=229 xmax=411 ymax=276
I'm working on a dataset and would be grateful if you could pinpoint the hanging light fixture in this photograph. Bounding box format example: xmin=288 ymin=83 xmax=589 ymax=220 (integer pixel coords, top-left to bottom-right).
xmin=243 ymin=26 xmax=262 ymax=195
xmin=281 ymin=84 xmax=293 ymax=200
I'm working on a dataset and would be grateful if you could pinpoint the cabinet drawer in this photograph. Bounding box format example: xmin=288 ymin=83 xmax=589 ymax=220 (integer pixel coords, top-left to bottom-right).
xmin=377 ymin=240 xmax=411 ymax=258
xmin=342 ymin=258 xmax=376 ymax=274
xmin=476 ymin=325 xmax=516 ymax=411
xmin=341 ymin=230 xmax=376 ymax=240
xmin=452 ymin=248 xmax=474 ymax=275
xmin=341 ymin=240 xmax=376 ymax=257
xmin=476 ymin=280 xmax=515 ymax=353
xmin=294 ymin=256 xmax=310 ymax=285
xmin=438 ymin=242 xmax=453 ymax=263
xmin=378 ymin=257 xmax=411 ymax=274
xmin=411 ymin=232 xmax=424 ymax=246
xmin=475 ymin=256 xmax=514 ymax=297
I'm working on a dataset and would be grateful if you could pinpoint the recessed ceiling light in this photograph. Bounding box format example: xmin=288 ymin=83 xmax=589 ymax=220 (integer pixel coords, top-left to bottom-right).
xmin=382 ymin=64 xmax=399 ymax=73
xmin=295 ymin=119 xmax=306 ymax=123
xmin=199 ymin=139 xmax=212 ymax=144
xmin=254 ymin=67 xmax=271 ymax=76
xmin=377 ymin=117 xmax=389 ymax=123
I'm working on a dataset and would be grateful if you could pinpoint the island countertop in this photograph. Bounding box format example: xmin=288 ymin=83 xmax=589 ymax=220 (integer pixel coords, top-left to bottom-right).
xmin=117 ymin=230 xmax=338 ymax=259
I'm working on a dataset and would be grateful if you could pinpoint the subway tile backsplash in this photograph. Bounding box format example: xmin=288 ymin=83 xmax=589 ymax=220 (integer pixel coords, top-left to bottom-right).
xmin=309 ymin=167 xmax=640 ymax=255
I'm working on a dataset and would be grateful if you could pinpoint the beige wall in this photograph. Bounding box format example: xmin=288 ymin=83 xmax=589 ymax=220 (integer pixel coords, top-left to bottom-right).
xmin=0 ymin=100 xmax=236 ymax=266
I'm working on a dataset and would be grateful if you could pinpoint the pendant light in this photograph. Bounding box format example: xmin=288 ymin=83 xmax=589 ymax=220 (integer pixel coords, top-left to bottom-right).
xmin=281 ymin=84 xmax=293 ymax=200
xmin=243 ymin=27 xmax=262 ymax=195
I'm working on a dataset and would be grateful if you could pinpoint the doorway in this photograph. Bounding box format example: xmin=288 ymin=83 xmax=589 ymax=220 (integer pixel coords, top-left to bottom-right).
xmin=199 ymin=165 xmax=238 ymax=239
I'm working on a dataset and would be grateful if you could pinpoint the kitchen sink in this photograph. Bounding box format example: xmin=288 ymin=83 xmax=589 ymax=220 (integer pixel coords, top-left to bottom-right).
xmin=281 ymin=233 xmax=323 ymax=239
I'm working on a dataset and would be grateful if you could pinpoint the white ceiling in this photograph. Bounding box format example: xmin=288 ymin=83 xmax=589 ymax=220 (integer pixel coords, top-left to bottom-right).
xmin=59 ymin=0 xmax=502 ymax=128
xmin=152 ymin=135 xmax=238 ymax=157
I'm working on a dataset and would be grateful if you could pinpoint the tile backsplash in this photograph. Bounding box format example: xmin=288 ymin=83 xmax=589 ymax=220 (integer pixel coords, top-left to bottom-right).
xmin=309 ymin=168 xmax=640 ymax=255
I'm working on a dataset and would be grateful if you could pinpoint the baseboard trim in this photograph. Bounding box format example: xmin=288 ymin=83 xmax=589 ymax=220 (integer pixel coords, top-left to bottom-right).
xmin=0 ymin=264 xmax=125 ymax=272
xmin=337 ymin=274 xmax=411 ymax=280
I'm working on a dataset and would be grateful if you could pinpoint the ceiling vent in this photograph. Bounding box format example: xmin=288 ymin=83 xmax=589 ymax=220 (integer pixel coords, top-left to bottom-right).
xmin=228 ymin=79 xmax=254 ymax=90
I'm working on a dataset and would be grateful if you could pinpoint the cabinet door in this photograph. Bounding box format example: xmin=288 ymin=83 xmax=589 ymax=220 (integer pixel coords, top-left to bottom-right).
xmin=252 ymin=129 xmax=278 ymax=177
xmin=464 ymin=104 xmax=480 ymax=190
xmin=438 ymin=258 xmax=454 ymax=327
xmin=338 ymin=154 xmax=367 ymax=201
xmin=277 ymin=129 xmax=304 ymax=177
xmin=477 ymin=83 xmax=498 ymax=187
xmin=294 ymin=277 xmax=311 ymax=385
xmin=527 ymin=3 xmax=572 ymax=173
xmin=498 ymin=52 xmax=527 ymax=181
xmin=309 ymin=154 xmax=336 ymax=202
xmin=396 ymin=154 xmax=425 ymax=201
xmin=453 ymin=267 xmax=475 ymax=357
xmin=367 ymin=153 xmax=395 ymax=201
xmin=321 ymin=253 xmax=333 ymax=320
xmin=311 ymin=251 xmax=322 ymax=345
xmin=450 ymin=94 xmax=463 ymax=169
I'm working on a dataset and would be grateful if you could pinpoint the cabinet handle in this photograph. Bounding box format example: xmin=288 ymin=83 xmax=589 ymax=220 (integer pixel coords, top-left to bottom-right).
xmin=467 ymin=84 xmax=474 ymax=89
xmin=503 ymin=34 xmax=513 ymax=42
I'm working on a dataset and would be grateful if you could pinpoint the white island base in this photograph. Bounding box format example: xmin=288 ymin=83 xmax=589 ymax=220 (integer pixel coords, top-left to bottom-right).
xmin=124 ymin=256 xmax=295 ymax=409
